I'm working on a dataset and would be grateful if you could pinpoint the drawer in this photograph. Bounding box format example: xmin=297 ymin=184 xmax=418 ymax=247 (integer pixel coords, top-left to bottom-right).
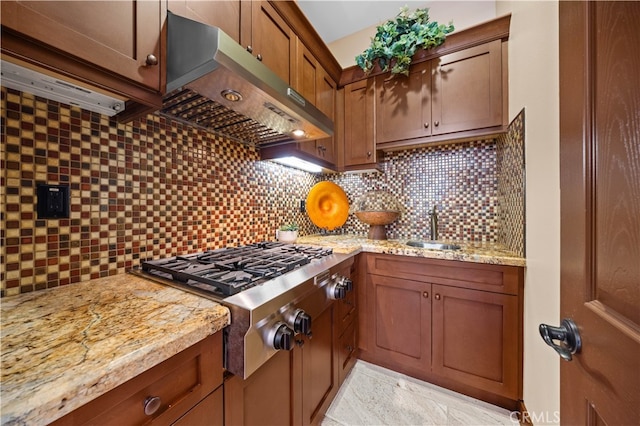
xmin=338 ymin=316 xmax=358 ymax=384
xmin=367 ymin=253 xmax=522 ymax=295
xmin=53 ymin=332 xmax=223 ymax=426
xmin=336 ymin=285 xmax=356 ymax=334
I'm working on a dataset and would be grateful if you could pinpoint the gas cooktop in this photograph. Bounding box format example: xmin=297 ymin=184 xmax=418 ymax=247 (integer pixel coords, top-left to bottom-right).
xmin=137 ymin=242 xmax=333 ymax=298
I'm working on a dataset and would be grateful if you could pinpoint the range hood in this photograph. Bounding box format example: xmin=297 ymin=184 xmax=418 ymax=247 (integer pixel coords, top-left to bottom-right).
xmin=162 ymin=12 xmax=334 ymax=147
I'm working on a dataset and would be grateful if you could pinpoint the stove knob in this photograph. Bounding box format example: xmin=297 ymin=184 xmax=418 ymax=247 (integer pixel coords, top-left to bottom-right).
xmin=328 ymin=282 xmax=347 ymax=300
xmin=294 ymin=310 xmax=312 ymax=335
xmin=341 ymin=277 xmax=353 ymax=292
xmin=272 ymin=323 xmax=294 ymax=351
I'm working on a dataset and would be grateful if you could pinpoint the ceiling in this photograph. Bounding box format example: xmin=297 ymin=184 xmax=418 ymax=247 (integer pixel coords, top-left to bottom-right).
xmin=297 ymin=1 xmax=496 ymax=44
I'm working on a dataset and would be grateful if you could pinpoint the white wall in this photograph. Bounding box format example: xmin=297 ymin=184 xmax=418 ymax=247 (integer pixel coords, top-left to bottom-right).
xmin=328 ymin=2 xmax=496 ymax=68
xmin=495 ymin=1 xmax=561 ymax=423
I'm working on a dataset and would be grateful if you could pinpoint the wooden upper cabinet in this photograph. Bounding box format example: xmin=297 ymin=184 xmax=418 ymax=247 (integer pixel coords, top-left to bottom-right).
xmin=248 ymin=1 xmax=296 ymax=84
xmin=344 ymin=79 xmax=376 ymax=167
xmin=315 ymin=67 xmax=336 ymax=163
xmin=1 ymin=1 xmax=162 ymax=92
xmin=294 ymin=40 xmax=336 ymax=163
xmin=431 ymin=40 xmax=503 ymax=135
xmin=167 ymin=0 xmax=240 ymax=43
xmin=376 ymin=61 xmax=431 ymax=144
xmin=375 ymin=39 xmax=504 ymax=147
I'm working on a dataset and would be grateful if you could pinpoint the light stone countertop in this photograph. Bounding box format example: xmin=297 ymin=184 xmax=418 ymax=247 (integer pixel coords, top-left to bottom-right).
xmin=296 ymin=234 xmax=526 ymax=267
xmin=0 ymin=274 xmax=230 ymax=426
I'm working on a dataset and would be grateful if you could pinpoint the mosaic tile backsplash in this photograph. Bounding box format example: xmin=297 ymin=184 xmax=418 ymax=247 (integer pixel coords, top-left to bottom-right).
xmin=1 ymin=87 xmax=525 ymax=297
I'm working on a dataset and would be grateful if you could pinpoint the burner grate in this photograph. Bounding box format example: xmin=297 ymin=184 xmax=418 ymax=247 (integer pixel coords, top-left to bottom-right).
xmin=140 ymin=242 xmax=332 ymax=297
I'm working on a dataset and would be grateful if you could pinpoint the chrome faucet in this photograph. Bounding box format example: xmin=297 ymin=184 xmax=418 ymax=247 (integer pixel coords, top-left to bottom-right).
xmin=429 ymin=205 xmax=438 ymax=241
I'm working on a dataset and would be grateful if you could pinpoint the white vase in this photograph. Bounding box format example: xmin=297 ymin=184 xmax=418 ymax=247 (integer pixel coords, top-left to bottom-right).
xmin=277 ymin=230 xmax=298 ymax=243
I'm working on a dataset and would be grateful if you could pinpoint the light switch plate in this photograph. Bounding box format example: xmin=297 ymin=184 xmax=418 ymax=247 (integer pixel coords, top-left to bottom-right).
xmin=37 ymin=184 xmax=70 ymax=219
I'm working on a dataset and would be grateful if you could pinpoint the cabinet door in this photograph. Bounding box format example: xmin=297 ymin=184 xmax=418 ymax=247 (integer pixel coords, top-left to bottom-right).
xmin=431 ymin=284 xmax=520 ymax=399
xmin=431 ymin=40 xmax=503 ymax=135
xmin=375 ymin=61 xmax=432 ymax=143
xmin=337 ymin=316 xmax=358 ymax=385
xmin=224 ymin=349 xmax=294 ymax=426
xmin=344 ymin=79 xmax=376 ymax=167
xmin=1 ymin=1 xmax=161 ymax=91
xmin=368 ymin=274 xmax=431 ymax=372
xmin=315 ymin=67 xmax=336 ymax=163
xmin=250 ymin=1 xmax=296 ymax=84
xmin=167 ymin=0 xmax=240 ymax=43
xmin=295 ymin=40 xmax=321 ymax=158
xmin=173 ymin=386 xmax=223 ymax=426
xmin=302 ymin=303 xmax=338 ymax=426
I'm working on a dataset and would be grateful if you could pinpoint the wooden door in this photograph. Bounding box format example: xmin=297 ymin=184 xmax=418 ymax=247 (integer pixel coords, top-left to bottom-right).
xmin=375 ymin=60 xmax=431 ymax=144
xmin=1 ymin=1 xmax=162 ymax=91
xmin=301 ymin=303 xmax=337 ymax=426
xmin=295 ymin=40 xmax=321 ymax=158
xmin=344 ymin=79 xmax=376 ymax=166
xmin=315 ymin=67 xmax=336 ymax=163
xmin=167 ymin=0 xmax=240 ymax=43
xmin=431 ymin=285 xmax=520 ymax=399
xmin=250 ymin=1 xmax=296 ymax=84
xmin=224 ymin=349 xmax=294 ymax=426
xmin=367 ymin=275 xmax=431 ymax=372
xmin=173 ymin=387 xmax=223 ymax=426
xmin=431 ymin=40 xmax=502 ymax=135
xmin=559 ymin=2 xmax=640 ymax=425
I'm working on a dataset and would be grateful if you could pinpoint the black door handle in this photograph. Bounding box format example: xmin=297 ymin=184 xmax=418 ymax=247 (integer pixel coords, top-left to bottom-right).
xmin=539 ymin=318 xmax=582 ymax=361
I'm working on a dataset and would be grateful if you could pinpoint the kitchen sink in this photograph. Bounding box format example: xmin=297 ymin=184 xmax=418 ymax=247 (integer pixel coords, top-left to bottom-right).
xmin=406 ymin=241 xmax=462 ymax=250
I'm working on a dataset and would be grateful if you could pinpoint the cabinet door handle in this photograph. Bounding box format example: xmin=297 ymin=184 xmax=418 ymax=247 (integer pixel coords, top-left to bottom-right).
xmin=434 ymin=294 xmax=441 ymax=300
xmin=256 ymin=54 xmax=263 ymax=62
xmin=367 ymin=151 xmax=372 ymax=157
xmin=145 ymin=54 xmax=158 ymax=66
xmin=423 ymin=291 xmax=429 ymax=298
xmin=246 ymin=45 xmax=253 ymax=53
xmin=424 ymin=123 xmax=429 ymax=128
xmin=434 ymin=121 xmax=440 ymax=127
xmin=143 ymin=396 xmax=162 ymax=416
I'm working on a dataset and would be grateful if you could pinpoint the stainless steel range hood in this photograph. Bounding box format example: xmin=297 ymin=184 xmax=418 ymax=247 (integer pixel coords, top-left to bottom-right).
xmin=162 ymin=11 xmax=333 ymax=147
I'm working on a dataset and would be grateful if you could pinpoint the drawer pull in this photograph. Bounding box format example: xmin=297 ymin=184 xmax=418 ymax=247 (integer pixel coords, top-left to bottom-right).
xmin=435 ymin=294 xmax=441 ymax=300
xmin=143 ymin=396 xmax=162 ymax=416
xmin=145 ymin=54 xmax=158 ymax=66
xmin=423 ymin=291 xmax=429 ymax=298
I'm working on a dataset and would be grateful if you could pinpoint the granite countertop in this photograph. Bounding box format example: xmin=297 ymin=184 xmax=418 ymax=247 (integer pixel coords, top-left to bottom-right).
xmin=0 ymin=274 xmax=231 ymax=426
xmin=295 ymin=234 xmax=526 ymax=267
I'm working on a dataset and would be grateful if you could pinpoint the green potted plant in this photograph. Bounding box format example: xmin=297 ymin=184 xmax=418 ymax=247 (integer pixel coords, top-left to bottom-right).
xmin=277 ymin=223 xmax=299 ymax=243
xmin=355 ymin=6 xmax=454 ymax=76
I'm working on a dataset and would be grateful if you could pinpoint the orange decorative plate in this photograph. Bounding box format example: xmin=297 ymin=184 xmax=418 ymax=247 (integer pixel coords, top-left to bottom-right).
xmin=306 ymin=181 xmax=349 ymax=230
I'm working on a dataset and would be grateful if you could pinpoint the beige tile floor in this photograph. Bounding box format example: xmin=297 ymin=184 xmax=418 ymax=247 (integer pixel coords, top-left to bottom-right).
xmin=322 ymin=361 xmax=518 ymax=426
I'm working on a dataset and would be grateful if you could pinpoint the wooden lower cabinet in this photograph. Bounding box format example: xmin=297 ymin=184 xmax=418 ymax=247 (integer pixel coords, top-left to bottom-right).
xmin=225 ymin=259 xmax=358 ymax=426
xmin=173 ymin=386 xmax=223 ymax=426
xmin=225 ymin=349 xmax=295 ymax=426
xmin=358 ymin=253 xmax=523 ymax=410
xmin=52 ymin=332 xmax=224 ymax=426
xmin=368 ymin=275 xmax=431 ymax=372
xmin=431 ymin=284 xmax=520 ymax=399
xmin=337 ymin=316 xmax=358 ymax=384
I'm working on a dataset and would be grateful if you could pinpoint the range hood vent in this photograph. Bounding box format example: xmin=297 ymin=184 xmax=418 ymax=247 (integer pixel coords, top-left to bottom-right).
xmin=161 ymin=12 xmax=333 ymax=147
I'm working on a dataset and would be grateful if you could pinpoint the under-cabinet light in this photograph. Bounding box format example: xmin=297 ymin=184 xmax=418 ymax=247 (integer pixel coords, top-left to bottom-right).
xmin=270 ymin=156 xmax=324 ymax=173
